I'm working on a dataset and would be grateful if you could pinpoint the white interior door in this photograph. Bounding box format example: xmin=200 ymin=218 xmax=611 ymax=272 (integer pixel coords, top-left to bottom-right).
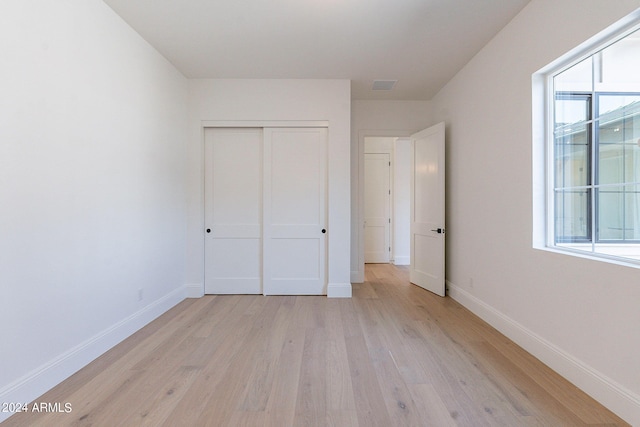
xmin=364 ymin=153 xmax=391 ymax=263
xmin=410 ymin=122 xmax=446 ymax=296
xmin=204 ymin=128 xmax=262 ymax=294
xmin=263 ymin=128 xmax=327 ymax=295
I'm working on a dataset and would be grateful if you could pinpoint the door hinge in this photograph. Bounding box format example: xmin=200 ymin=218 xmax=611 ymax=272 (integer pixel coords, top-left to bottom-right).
xmin=388 ymin=218 xmax=391 ymax=223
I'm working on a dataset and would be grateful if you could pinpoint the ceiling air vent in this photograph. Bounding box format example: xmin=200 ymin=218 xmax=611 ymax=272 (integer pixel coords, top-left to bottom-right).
xmin=372 ymin=80 xmax=397 ymax=90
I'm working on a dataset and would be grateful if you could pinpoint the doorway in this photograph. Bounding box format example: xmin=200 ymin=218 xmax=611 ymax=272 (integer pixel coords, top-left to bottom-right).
xmin=363 ymin=137 xmax=411 ymax=266
xmin=360 ymin=124 xmax=445 ymax=297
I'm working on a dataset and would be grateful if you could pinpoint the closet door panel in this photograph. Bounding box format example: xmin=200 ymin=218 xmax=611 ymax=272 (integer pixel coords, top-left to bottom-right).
xmin=264 ymin=128 xmax=327 ymax=295
xmin=204 ymin=128 xmax=262 ymax=294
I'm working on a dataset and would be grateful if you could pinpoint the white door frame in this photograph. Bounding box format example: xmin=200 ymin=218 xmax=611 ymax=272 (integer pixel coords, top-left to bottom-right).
xmin=202 ymin=120 xmax=329 ymax=128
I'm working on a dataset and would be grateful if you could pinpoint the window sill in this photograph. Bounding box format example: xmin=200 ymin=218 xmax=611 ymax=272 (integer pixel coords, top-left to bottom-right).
xmin=535 ymin=244 xmax=640 ymax=269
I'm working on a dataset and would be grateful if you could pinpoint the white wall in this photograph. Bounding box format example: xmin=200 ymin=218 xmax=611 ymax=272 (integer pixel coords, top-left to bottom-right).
xmin=0 ymin=1 xmax=188 ymax=421
xmin=186 ymin=79 xmax=351 ymax=297
xmin=351 ymin=100 xmax=433 ymax=281
xmin=431 ymin=0 xmax=640 ymax=424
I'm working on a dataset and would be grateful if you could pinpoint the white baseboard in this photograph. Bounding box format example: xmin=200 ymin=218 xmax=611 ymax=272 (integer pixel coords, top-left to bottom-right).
xmin=328 ymin=282 xmax=352 ymax=298
xmin=185 ymin=282 xmax=204 ymax=298
xmin=0 ymin=287 xmax=186 ymax=423
xmin=447 ymin=280 xmax=640 ymax=427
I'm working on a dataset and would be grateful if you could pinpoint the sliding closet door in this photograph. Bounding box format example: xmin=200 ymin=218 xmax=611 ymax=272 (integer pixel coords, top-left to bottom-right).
xmin=263 ymin=128 xmax=327 ymax=295
xmin=204 ymin=128 xmax=262 ymax=294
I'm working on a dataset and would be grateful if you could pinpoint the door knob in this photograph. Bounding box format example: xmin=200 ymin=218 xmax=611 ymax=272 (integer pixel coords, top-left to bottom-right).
xmin=322 ymin=229 xmax=326 ymax=234
xmin=206 ymin=229 xmax=211 ymax=233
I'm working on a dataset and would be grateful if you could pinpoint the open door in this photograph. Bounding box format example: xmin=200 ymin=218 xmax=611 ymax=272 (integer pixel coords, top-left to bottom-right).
xmin=410 ymin=122 xmax=445 ymax=296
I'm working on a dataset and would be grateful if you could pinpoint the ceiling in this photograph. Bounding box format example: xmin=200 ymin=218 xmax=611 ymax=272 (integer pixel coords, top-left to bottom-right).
xmin=102 ymin=0 xmax=531 ymax=100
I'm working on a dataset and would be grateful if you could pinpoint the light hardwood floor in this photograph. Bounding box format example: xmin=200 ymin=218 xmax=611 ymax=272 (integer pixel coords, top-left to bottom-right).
xmin=3 ymin=264 xmax=628 ymax=426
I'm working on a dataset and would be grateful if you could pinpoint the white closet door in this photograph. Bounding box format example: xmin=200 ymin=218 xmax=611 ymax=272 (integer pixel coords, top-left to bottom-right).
xmin=263 ymin=128 xmax=327 ymax=295
xmin=204 ymin=128 xmax=262 ymax=294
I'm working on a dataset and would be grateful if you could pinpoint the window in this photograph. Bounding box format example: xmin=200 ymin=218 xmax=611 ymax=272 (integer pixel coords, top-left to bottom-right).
xmin=547 ymin=25 xmax=640 ymax=262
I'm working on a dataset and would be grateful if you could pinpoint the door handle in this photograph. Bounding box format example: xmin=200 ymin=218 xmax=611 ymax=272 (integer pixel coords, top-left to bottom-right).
xmin=431 ymin=228 xmax=445 ymax=234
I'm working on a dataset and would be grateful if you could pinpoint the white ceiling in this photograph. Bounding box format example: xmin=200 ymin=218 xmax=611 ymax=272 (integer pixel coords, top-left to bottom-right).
xmin=103 ymin=0 xmax=531 ymax=100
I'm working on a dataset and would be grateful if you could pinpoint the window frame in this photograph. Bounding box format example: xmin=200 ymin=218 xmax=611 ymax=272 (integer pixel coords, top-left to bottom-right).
xmin=593 ymin=91 xmax=640 ymax=244
xmin=537 ymin=15 xmax=640 ymax=265
xmin=553 ymin=91 xmax=593 ymax=244
xmin=553 ymin=90 xmax=640 ymax=245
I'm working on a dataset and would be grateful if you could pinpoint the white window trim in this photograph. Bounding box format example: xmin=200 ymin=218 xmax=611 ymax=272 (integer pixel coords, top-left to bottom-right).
xmin=532 ymin=10 xmax=640 ymax=267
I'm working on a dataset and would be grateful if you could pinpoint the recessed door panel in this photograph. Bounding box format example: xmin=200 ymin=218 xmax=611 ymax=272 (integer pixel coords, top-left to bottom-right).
xmin=269 ymin=131 xmax=321 ymax=225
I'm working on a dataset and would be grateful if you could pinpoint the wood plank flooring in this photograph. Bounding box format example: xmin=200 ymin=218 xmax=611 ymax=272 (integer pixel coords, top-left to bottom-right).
xmin=3 ymin=264 xmax=628 ymax=426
